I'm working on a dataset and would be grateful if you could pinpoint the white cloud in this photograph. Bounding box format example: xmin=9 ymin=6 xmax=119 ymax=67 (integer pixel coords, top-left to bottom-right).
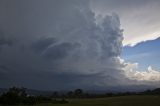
xmin=122 ymin=60 xmax=160 ymax=82
xmin=123 ymin=31 xmax=160 ymax=47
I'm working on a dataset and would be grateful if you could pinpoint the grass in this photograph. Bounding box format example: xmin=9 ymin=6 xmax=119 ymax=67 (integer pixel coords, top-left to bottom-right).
xmin=33 ymin=95 xmax=160 ymax=106
xmin=0 ymin=95 xmax=160 ymax=106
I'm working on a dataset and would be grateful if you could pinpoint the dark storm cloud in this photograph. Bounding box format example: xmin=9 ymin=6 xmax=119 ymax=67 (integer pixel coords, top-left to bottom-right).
xmin=0 ymin=33 xmax=13 ymax=47
xmin=31 ymin=37 xmax=56 ymax=53
xmin=0 ymin=0 xmax=134 ymax=90
xmin=91 ymin=0 xmax=158 ymax=13
xmin=93 ymin=0 xmax=148 ymax=8
xmin=43 ymin=42 xmax=81 ymax=60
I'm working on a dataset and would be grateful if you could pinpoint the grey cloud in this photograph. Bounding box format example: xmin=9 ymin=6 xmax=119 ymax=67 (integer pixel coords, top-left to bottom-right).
xmin=0 ymin=34 xmax=13 ymax=47
xmin=0 ymin=0 xmax=152 ymax=91
xmin=91 ymin=0 xmax=157 ymax=13
xmin=43 ymin=42 xmax=81 ymax=60
xmin=31 ymin=37 xmax=56 ymax=53
xmin=0 ymin=0 xmax=125 ymax=90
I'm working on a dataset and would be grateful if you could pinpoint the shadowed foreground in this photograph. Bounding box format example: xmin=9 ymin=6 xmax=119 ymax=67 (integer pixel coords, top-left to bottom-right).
xmin=27 ymin=95 xmax=160 ymax=106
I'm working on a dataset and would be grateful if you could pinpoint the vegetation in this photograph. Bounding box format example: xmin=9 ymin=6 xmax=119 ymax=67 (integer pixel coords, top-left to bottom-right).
xmin=4 ymin=95 xmax=157 ymax=106
xmin=37 ymin=95 xmax=160 ymax=106
xmin=0 ymin=87 xmax=68 ymax=105
xmin=1 ymin=87 xmax=160 ymax=105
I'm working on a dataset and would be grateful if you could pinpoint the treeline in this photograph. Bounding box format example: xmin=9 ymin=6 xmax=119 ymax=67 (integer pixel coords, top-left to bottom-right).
xmin=50 ymin=88 xmax=160 ymax=99
xmin=1 ymin=87 xmax=160 ymax=105
xmin=0 ymin=87 xmax=68 ymax=105
xmin=141 ymin=88 xmax=160 ymax=95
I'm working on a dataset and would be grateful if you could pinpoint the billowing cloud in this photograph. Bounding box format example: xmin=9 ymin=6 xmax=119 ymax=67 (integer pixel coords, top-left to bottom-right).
xmin=124 ymin=63 xmax=160 ymax=82
xmin=0 ymin=0 xmax=159 ymax=91
xmin=0 ymin=0 xmax=124 ymax=90
xmin=120 ymin=58 xmax=160 ymax=87
xmin=91 ymin=0 xmax=160 ymax=46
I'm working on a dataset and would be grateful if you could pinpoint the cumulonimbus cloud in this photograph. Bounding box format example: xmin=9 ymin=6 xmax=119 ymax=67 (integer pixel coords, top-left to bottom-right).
xmin=0 ymin=0 xmax=160 ymax=91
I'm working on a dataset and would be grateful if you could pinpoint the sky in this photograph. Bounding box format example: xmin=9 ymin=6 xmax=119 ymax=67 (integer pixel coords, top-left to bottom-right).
xmin=122 ymin=38 xmax=160 ymax=71
xmin=91 ymin=0 xmax=160 ymax=46
xmin=0 ymin=0 xmax=160 ymax=91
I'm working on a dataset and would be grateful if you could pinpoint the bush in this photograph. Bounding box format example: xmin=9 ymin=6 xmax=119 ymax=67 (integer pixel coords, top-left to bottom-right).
xmin=0 ymin=87 xmax=69 ymax=105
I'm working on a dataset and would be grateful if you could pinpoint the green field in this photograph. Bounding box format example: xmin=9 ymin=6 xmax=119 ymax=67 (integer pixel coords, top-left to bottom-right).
xmin=33 ymin=95 xmax=160 ymax=106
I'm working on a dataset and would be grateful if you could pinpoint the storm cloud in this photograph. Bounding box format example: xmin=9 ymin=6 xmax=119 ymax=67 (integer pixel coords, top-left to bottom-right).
xmin=0 ymin=0 xmax=159 ymax=91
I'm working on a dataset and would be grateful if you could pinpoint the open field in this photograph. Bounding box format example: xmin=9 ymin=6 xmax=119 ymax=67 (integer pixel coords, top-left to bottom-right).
xmin=31 ymin=95 xmax=160 ymax=106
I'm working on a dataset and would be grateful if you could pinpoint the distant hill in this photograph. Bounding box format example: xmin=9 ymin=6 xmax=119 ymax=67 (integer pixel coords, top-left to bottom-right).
xmin=26 ymin=89 xmax=53 ymax=96
xmin=142 ymin=88 xmax=160 ymax=95
xmin=151 ymin=88 xmax=160 ymax=94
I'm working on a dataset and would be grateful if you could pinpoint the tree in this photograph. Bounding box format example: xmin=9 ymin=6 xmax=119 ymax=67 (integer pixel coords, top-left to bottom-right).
xmin=51 ymin=91 xmax=59 ymax=99
xmin=0 ymin=87 xmax=27 ymax=105
xmin=67 ymin=91 xmax=73 ymax=98
xmin=74 ymin=89 xmax=83 ymax=97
